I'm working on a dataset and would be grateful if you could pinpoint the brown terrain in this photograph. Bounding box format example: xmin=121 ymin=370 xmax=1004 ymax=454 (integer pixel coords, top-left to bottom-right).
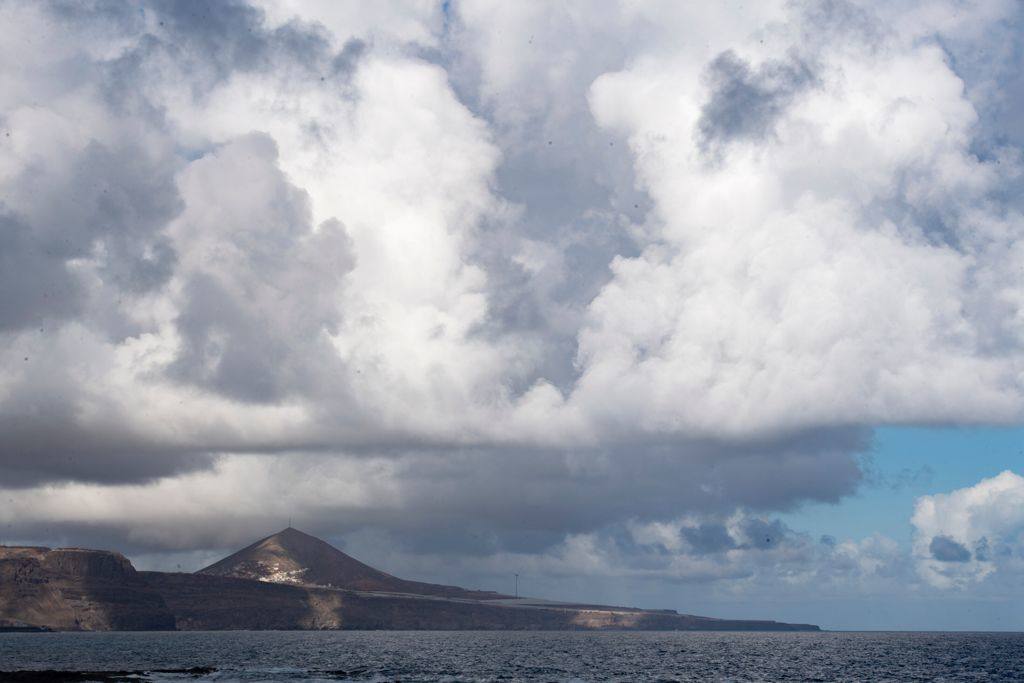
xmin=0 ymin=546 xmax=174 ymax=631
xmin=198 ymin=527 xmax=505 ymax=599
xmin=0 ymin=528 xmax=819 ymax=632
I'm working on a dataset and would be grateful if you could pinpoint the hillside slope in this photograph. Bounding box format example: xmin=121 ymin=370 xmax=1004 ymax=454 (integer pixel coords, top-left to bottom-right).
xmin=197 ymin=527 xmax=506 ymax=599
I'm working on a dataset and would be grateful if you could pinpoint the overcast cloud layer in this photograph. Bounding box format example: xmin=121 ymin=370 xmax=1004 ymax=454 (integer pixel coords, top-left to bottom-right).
xmin=2 ymin=0 xmax=1024 ymax=628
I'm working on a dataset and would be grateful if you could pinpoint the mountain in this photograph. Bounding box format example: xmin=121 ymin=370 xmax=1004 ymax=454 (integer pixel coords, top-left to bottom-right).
xmin=1 ymin=530 xmax=820 ymax=632
xmin=197 ymin=527 xmax=506 ymax=600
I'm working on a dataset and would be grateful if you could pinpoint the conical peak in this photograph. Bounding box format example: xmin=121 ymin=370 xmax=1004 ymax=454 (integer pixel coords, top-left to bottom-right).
xmin=264 ymin=527 xmax=322 ymax=544
xmin=198 ymin=528 xmax=508 ymax=600
xmin=252 ymin=528 xmax=340 ymax=563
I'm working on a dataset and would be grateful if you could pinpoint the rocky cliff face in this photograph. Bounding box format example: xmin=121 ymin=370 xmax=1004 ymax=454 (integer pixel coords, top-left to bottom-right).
xmin=0 ymin=546 xmax=174 ymax=631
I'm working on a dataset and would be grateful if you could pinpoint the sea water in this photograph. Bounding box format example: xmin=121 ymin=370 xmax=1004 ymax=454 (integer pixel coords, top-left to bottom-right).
xmin=2 ymin=630 xmax=1022 ymax=681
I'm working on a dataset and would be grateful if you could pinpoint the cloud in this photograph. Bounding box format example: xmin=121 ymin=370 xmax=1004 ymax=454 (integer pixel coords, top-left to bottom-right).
xmin=0 ymin=0 xmax=516 ymax=484
xmin=697 ymin=49 xmax=817 ymax=156
xmin=165 ymin=132 xmax=354 ymax=404
xmin=359 ymin=512 xmax=913 ymax=598
xmin=929 ymin=535 xmax=972 ymax=563
xmin=0 ymin=413 xmax=214 ymax=488
xmin=912 ymin=469 xmax=1024 ymax=588
xmin=681 ymin=522 xmax=736 ymax=554
xmin=0 ymin=1 xmax=1023 ymax=623
xmin=577 ymin=0 xmax=1024 ymax=439
xmin=0 ymin=212 xmax=85 ymax=332
xmin=0 ymin=428 xmax=864 ymax=552
xmin=251 ymin=0 xmax=442 ymax=49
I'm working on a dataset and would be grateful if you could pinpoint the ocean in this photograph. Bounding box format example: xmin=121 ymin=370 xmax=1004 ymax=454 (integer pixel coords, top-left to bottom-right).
xmin=1 ymin=630 xmax=1022 ymax=681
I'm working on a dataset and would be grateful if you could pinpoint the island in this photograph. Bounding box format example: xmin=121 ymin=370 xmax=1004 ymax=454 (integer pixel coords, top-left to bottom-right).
xmin=0 ymin=528 xmax=819 ymax=632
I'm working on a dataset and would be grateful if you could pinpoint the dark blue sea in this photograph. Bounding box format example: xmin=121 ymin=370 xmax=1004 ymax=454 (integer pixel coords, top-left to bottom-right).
xmin=1 ymin=631 xmax=1022 ymax=682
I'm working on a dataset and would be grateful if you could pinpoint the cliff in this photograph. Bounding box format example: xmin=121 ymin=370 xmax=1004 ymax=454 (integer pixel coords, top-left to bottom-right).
xmin=0 ymin=546 xmax=174 ymax=631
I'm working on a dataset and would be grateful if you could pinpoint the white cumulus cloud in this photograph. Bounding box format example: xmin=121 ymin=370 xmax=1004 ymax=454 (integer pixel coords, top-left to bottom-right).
xmin=912 ymin=470 xmax=1024 ymax=588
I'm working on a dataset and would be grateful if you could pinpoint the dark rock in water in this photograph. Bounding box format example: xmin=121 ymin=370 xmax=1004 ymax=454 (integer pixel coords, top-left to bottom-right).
xmin=1 ymin=530 xmax=820 ymax=632
xmin=0 ymin=618 xmax=51 ymax=632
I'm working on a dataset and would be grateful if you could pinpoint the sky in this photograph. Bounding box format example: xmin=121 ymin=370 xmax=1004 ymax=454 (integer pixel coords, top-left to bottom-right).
xmin=1 ymin=0 xmax=1024 ymax=631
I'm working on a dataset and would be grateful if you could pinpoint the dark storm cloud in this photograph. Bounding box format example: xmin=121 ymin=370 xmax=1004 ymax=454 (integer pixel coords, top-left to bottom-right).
xmin=697 ymin=50 xmax=817 ymax=155
xmin=14 ymin=426 xmax=865 ymax=557
xmin=798 ymin=0 xmax=884 ymax=48
xmin=170 ymin=273 xmax=289 ymax=403
xmin=466 ymin=108 xmax=647 ymax=395
xmin=0 ymin=414 xmax=214 ymax=488
xmin=148 ymin=0 xmax=330 ymax=80
xmin=10 ymin=113 xmax=172 ymax=328
xmin=930 ymin=535 xmax=972 ymax=563
xmin=443 ymin=6 xmax=649 ymax=397
xmin=681 ymin=522 xmax=736 ymax=554
xmin=42 ymin=141 xmax=179 ymax=254
xmin=990 ymin=47 xmax=1024 ymax=150
xmin=71 ymin=142 xmax=183 ymax=294
xmin=49 ymin=0 xmax=363 ymax=112
xmin=0 ymin=212 xmax=83 ymax=332
xmin=359 ymin=426 xmax=867 ymax=555
xmin=737 ymin=518 xmax=790 ymax=550
xmin=473 ymin=206 xmax=641 ymax=395
xmin=0 ymin=132 xmax=182 ymax=333
xmin=0 ymin=432 xmax=863 ymax=561
xmin=47 ymin=0 xmax=146 ymax=34
xmin=50 ymin=0 xmax=337 ymax=84
xmin=169 ymin=259 xmax=354 ymax=406
xmin=331 ymin=38 xmax=367 ymax=77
